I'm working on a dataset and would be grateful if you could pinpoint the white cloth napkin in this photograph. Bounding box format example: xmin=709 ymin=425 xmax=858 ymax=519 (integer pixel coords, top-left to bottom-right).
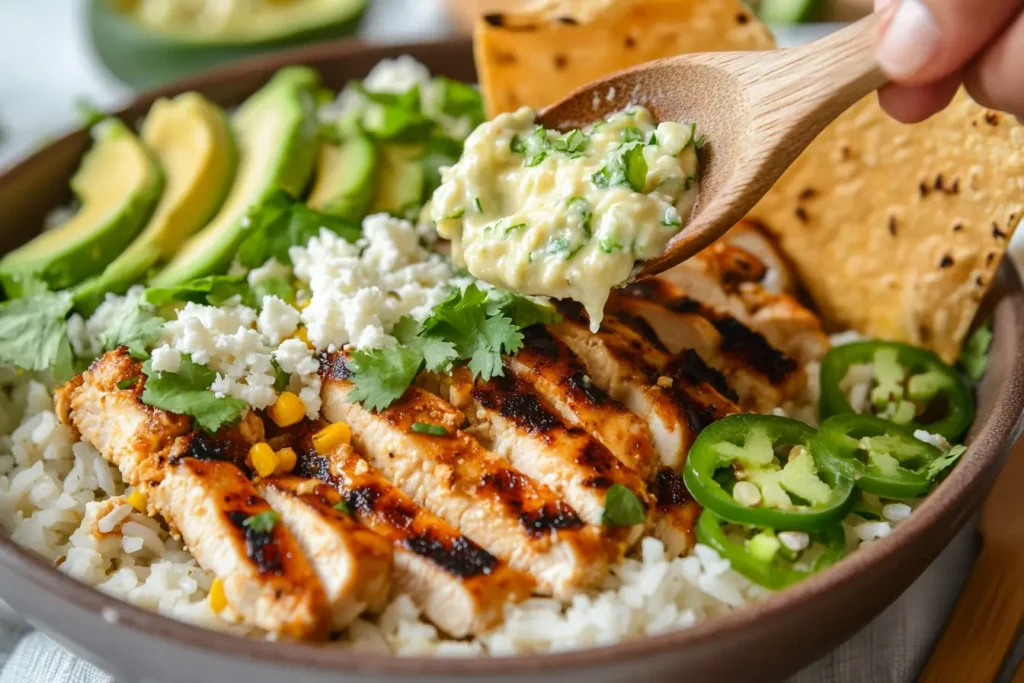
xmin=3 ymin=522 xmax=1020 ymax=683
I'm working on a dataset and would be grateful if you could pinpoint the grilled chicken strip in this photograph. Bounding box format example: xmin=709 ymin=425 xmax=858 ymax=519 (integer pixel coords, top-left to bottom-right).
xmin=653 ymin=235 xmax=829 ymax=366
xmin=507 ymin=326 xmax=659 ymax=480
xmin=256 ymin=476 xmax=394 ymax=630
xmin=607 ymin=286 xmax=804 ymax=413
xmin=55 ymin=349 xmax=330 ymax=640
xmin=297 ymin=442 xmax=535 ymax=637
xmin=319 ymin=355 xmax=611 ymax=599
xmin=649 ymin=467 xmax=703 ymax=558
xmin=436 ymin=367 xmax=651 ymax=545
xmin=548 ymin=315 xmax=698 ymax=470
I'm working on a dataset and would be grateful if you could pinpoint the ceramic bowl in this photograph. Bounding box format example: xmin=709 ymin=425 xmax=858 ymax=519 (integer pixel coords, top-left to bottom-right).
xmin=1 ymin=38 xmax=1022 ymax=683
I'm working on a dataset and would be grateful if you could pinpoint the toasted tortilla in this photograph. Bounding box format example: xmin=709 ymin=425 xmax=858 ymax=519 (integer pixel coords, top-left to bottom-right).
xmin=474 ymin=0 xmax=776 ymax=117
xmin=751 ymin=91 xmax=1024 ymax=362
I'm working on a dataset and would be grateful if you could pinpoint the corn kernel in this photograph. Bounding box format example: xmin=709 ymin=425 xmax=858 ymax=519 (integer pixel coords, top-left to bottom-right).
xmin=126 ymin=488 xmax=147 ymax=514
xmin=294 ymin=326 xmax=312 ymax=348
xmin=275 ymin=447 xmax=298 ymax=474
xmin=312 ymin=422 xmax=351 ymax=454
xmin=268 ymin=392 xmax=305 ymax=427
xmin=209 ymin=578 xmax=228 ymax=614
xmin=249 ymin=443 xmax=278 ymax=478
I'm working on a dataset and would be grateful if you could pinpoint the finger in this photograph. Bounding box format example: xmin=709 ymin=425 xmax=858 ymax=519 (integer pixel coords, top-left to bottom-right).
xmin=876 ymin=73 xmax=962 ymax=123
xmin=963 ymin=8 xmax=1024 ymax=118
xmin=876 ymin=0 xmax=1024 ymax=83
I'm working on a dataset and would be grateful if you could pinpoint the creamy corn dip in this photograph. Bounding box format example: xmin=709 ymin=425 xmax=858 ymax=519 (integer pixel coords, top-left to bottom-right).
xmin=431 ymin=106 xmax=699 ymax=329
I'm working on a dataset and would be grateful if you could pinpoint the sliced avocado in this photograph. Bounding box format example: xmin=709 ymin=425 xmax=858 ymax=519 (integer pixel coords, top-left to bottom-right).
xmin=307 ymin=133 xmax=377 ymax=221
xmin=89 ymin=0 xmax=366 ymax=89
xmin=0 ymin=119 xmax=163 ymax=297
xmin=150 ymin=67 xmax=320 ymax=287
xmin=370 ymin=144 xmax=424 ymax=219
xmin=74 ymin=93 xmax=236 ymax=313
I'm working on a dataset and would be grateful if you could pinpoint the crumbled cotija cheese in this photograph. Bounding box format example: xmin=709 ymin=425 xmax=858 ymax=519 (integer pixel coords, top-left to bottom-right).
xmin=150 ymin=214 xmax=450 ymax=419
xmin=290 ymin=213 xmax=452 ymax=352
xmin=155 ymin=301 xmax=281 ymax=410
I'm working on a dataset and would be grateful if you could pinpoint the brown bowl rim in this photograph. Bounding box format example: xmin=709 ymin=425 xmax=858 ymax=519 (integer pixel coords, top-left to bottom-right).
xmin=1 ymin=35 xmax=1022 ymax=679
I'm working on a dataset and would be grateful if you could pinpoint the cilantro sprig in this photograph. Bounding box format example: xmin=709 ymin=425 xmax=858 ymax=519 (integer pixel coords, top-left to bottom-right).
xmin=0 ymin=292 xmax=75 ymax=380
xmin=348 ymin=285 xmax=559 ymax=411
xmin=236 ymin=190 xmax=360 ymax=269
xmin=100 ymin=304 xmax=164 ymax=359
xmin=141 ymin=355 xmax=247 ymax=433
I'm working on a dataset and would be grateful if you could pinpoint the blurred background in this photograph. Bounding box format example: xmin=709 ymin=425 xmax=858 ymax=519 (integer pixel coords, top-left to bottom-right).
xmin=0 ymin=0 xmax=871 ymax=170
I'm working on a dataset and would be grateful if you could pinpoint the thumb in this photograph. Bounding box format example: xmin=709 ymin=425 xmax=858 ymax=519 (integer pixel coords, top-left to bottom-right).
xmin=874 ymin=0 xmax=1023 ymax=82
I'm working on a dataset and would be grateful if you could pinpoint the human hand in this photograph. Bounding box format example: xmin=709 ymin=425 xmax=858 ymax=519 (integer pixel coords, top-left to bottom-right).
xmin=873 ymin=0 xmax=1024 ymax=122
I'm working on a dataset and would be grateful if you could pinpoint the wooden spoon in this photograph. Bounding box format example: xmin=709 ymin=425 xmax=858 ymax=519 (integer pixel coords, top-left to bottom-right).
xmin=538 ymin=9 xmax=894 ymax=279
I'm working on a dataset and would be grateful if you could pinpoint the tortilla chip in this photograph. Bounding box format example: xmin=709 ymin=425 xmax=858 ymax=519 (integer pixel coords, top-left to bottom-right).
xmin=475 ymin=0 xmax=776 ymax=117
xmin=750 ymin=91 xmax=1024 ymax=362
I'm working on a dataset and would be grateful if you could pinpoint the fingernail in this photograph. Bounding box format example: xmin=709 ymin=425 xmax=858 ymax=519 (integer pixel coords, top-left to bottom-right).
xmin=877 ymin=0 xmax=941 ymax=79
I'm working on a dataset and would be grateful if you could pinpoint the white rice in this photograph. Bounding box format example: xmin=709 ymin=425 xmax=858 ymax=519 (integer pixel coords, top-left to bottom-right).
xmin=0 ymin=354 xmax=922 ymax=655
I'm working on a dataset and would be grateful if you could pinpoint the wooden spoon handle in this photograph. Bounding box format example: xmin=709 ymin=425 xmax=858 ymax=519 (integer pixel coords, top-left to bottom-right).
xmin=917 ymin=543 xmax=1024 ymax=683
xmin=747 ymin=9 xmax=893 ymax=144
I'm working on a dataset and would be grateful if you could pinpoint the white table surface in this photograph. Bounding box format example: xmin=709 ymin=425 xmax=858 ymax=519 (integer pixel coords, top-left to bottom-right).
xmin=0 ymin=3 xmax=1022 ymax=681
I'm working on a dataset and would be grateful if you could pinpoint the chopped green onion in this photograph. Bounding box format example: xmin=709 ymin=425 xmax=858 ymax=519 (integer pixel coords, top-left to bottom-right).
xmin=473 ymin=197 xmax=483 ymax=213
xmin=333 ymin=499 xmax=353 ymax=515
xmin=411 ymin=422 xmax=448 ymax=436
xmin=503 ymin=222 xmax=527 ymax=238
xmin=243 ymin=511 xmax=279 ymax=534
xmin=444 ymin=207 xmax=465 ymax=220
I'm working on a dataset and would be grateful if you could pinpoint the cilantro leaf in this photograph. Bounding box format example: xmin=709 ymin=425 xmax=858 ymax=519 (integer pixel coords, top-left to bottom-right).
xmin=144 ymin=275 xmax=250 ymax=308
xmin=925 ymin=444 xmax=967 ymax=481
xmin=100 ymin=305 xmax=164 ymax=359
xmin=420 ymin=135 xmax=463 ymax=199
xmin=467 ymin=315 xmax=520 ymax=380
xmin=620 ymin=126 xmax=643 ymax=143
xmin=622 ymin=142 xmax=648 ymax=192
xmin=357 ymin=85 xmax=432 ymax=141
xmin=566 ymin=197 xmax=593 ymax=238
xmin=141 ymin=356 xmax=247 ymax=433
xmin=237 ymin=190 xmax=360 ymax=269
xmin=251 ymin=277 xmax=295 ymax=304
xmin=392 ymin=317 xmax=458 ymax=373
xmin=347 ymin=345 xmax=424 ymax=412
xmin=347 ymin=285 xmax=556 ymax=411
xmin=602 ymin=484 xmax=646 ymax=526
xmin=432 ymin=77 xmax=484 ymax=128
xmin=0 ymin=293 xmax=74 ymax=379
xmin=957 ymin=322 xmax=992 ymax=383
xmin=485 ymin=289 xmax=561 ymax=328
xmin=271 ymin=360 xmax=290 ymax=392
xmin=552 ymin=129 xmax=589 ymax=156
